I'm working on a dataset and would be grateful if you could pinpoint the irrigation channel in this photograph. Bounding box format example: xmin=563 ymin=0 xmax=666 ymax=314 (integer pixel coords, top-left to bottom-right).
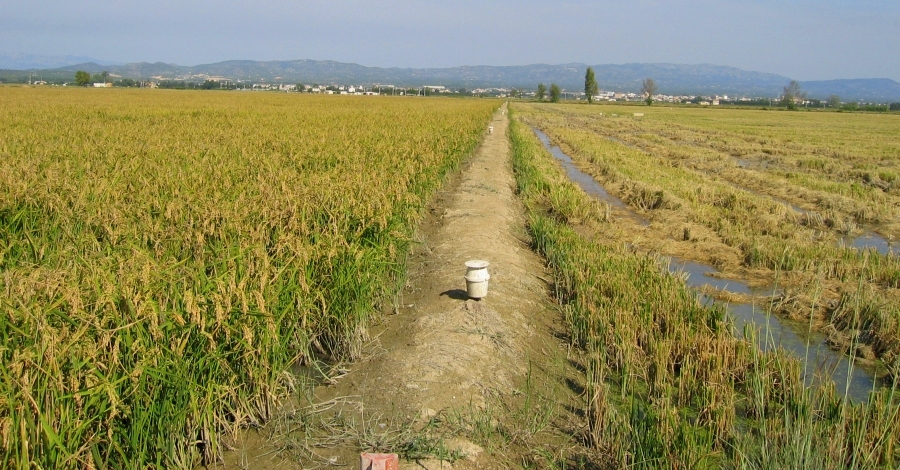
xmin=532 ymin=127 xmax=886 ymax=402
xmin=532 ymin=129 xmax=650 ymax=226
xmin=723 ymin=177 xmax=898 ymax=257
xmin=606 ymin=131 xmax=896 ymax=256
xmin=723 ymin=165 xmax=897 ymax=255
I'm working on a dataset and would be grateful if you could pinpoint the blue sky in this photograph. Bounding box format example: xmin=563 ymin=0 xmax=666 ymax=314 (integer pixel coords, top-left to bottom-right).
xmin=2 ymin=0 xmax=898 ymax=80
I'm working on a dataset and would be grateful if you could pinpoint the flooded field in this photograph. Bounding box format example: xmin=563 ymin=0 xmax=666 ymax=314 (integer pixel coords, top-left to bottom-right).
xmin=841 ymin=231 xmax=899 ymax=256
xmin=520 ymin=103 xmax=900 ymax=374
xmin=532 ymin=125 xmax=886 ymax=401
xmin=510 ymin=109 xmax=900 ymax=467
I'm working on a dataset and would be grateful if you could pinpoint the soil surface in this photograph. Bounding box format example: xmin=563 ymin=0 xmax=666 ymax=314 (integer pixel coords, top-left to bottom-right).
xmin=219 ymin=104 xmax=574 ymax=469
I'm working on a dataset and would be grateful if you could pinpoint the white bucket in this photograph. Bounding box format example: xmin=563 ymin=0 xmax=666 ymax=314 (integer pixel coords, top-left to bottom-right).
xmin=488 ymin=126 xmax=494 ymax=134
xmin=464 ymin=260 xmax=490 ymax=299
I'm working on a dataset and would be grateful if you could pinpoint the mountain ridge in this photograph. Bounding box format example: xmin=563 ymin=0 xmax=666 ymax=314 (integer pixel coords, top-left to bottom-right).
xmin=0 ymin=53 xmax=118 ymax=70
xmin=4 ymin=58 xmax=899 ymax=101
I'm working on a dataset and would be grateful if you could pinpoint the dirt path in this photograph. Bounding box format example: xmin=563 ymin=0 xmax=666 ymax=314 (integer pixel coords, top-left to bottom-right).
xmin=221 ymin=104 xmax=566 ymax=469
xmin=343 ymin=104 xmax=546 ymax=401
xmin=313 ymin=103 xmax=554 ymax=467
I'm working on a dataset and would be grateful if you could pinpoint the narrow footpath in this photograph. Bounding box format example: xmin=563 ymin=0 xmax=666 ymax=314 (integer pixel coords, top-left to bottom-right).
xmin=223 ymin=104 xmax=566 ymax=469
xmin=318 ymin=102 xmax=555 ymax=468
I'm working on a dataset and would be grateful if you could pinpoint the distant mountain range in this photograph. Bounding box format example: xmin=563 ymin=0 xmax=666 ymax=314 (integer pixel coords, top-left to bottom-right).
xmin=3 ymin=57 xmax=899 ymax=102
xmin=0 ymin=53 xmax=118 ymax=70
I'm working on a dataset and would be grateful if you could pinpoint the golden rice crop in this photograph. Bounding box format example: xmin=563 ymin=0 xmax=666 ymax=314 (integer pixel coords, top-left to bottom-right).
xmin=0 ymin=87 xmax=498 ymax=468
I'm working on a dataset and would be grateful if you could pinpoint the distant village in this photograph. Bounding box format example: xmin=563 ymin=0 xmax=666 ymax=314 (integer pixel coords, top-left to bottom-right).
xmin=16 ymin=71 xmax=895 ymax=109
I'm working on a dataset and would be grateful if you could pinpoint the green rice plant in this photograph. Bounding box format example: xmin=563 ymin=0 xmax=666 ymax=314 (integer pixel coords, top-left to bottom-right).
xmin=0 ymin=87 xmax=498 ymax=468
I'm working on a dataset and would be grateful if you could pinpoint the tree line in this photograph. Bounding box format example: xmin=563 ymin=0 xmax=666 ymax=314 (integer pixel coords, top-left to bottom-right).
xmin=66 ymin=68 xmax=900 ymax=109
xmin=534 ymin=68 xmax=658 ymax=105
xmin=533 ymin=69 xmax=899 ymax=111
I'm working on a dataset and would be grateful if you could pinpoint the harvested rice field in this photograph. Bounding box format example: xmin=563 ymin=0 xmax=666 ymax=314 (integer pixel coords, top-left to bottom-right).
xmin=510 ymin=102 xmax=899 ymax=468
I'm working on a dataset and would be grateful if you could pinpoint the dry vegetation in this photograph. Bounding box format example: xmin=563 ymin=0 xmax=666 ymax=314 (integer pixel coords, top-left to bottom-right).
xmin=509 ymin=103 xmax=899 ymax=468
xmin=516 ymin=102 xmax=900 ymax=370
xmin=0 ymin=87 xmax=497 ymax=468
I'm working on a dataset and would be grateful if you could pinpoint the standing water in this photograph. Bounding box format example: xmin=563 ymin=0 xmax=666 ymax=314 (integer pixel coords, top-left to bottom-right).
xmin=532 ymin=128 xmax=647 ymax=224
xmin=840 ymin=232 xmax=898 ymax=256
xmin=532 ymin=126 xmax=884 ymax=401
xmin=668 ymin=258 xmax=884 ymax=402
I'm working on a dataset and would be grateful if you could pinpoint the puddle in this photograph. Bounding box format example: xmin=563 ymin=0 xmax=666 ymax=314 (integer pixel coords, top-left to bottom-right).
xmin=667 ymin=258 xmax=884 ymax=402
xmin=532 ymin=128 xmax=648 ymax=225
xmin=840 ymin=232 xmax=898 ymax=256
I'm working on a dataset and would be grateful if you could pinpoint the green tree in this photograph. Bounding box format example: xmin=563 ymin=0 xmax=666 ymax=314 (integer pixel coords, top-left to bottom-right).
xmin=74 ymin=70 xmax=91 ymax=86
xmin=296 ymin=83 xmax=305 ymax=92
xmin=781 ymin=80 xmax=805 ymax=110
xmin=584 ymin=67 xmax=599 ymax=104
xmin=536 ymin=83 xmax=546 ymax=101
xmin=642 ymin=78 xmax=658 ymax=105
xmin=828 ymin=94 xmax=841 ymax=108
xmin=549 ymin=83 xmax=561 ymax=103
xmin=90 ymin=71 xmax=110 ymax=84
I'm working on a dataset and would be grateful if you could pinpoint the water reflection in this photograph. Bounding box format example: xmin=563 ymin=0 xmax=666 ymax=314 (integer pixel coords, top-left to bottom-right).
xmin=668 ymin=258 xmax=882 ymax=402
xmin=840 ymin=232 xmax=898 ymax=256
xmin=532 ymin=127 xmax=647 ymax=224
xmin=530 ymin=124 xmax=884 ymax=401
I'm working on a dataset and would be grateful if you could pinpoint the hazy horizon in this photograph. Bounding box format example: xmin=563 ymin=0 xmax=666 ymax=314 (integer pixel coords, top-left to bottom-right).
xmin=3 ymin=0 xmax=898 ymax=81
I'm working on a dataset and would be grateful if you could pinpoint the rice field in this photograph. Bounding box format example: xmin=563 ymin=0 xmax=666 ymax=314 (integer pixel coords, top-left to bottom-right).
xmin=0 ymin=87 xmax=497 ymax=468
xmin=515 ymin=103 xmax=900 ymax=370
xmin=510 ymin=103 xmax=900 ymax=467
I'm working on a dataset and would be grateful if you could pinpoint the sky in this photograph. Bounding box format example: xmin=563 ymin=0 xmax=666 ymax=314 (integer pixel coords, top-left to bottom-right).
xmin=2 ymin=0 xmax=899 ymax=81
